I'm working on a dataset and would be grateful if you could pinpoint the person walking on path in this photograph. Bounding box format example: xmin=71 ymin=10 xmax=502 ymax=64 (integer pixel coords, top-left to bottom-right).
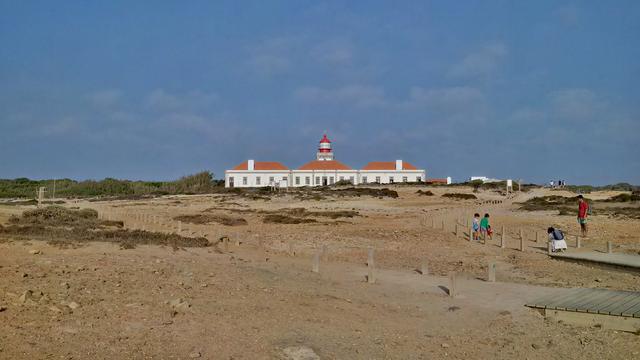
xmin=480 ymin=213 xmax=491 ymax=241
xmin=472 ymin=213 xmax=480 ymax=241
xmin=577 ymin=195 xmax=589 ymax=237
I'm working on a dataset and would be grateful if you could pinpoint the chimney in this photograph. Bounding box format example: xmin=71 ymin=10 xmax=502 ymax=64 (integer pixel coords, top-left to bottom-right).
xmin=248 ymin=159 xmax=255 ymax=171
xmin=395 ymin=160 xmax=403 ymax=171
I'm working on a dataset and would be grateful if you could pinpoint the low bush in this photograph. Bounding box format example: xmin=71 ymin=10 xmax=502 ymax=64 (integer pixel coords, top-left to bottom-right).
xmin=174 ymin=214 xmax=247 ymax=226
xmin=0 ymin=206 xmax=209 ymax=249
xmin=442 ymin=193 xmax=477 ymax=200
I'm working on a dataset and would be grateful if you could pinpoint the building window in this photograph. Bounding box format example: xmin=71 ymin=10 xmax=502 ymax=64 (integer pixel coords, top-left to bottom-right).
xmin=316 ymin=176 xmax=320 ymax=185
xmin=402 ymin=176 xmax=408 ymax=183
xmin=349 ymin=176 xmax=354 ymax=184
xmin=256 ymin=176 xmax=261 ymax=185
xmin=389 ymin=176 xmax=394 ymax=183
xmin=295 ymin=177 xmax=300 ymax=185
xmin=339 ymin=176 xmax=344 ymax=181
xmin=375 ymin=176 xmax=380 ymax=183
xmin=362 ymin=176 xmax=368 ymax=184
xmin=416 ymin=176 xmax=421 ymax=182
xmin=243 ymin=177 xmax=248 ymax=185
xmin=305 ymin=176 xmax=310 ymax=185
xmin=329 ymin=177 xmax=334 ymax=184
xmin=282 ymin=177 xmax=287 ymax=182
xmin=269 ymin=176 xmax=274 ymax=184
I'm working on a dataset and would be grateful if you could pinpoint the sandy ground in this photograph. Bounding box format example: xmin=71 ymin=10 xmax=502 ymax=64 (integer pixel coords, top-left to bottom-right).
xmin=1 ymin=186 xmax=639 ymax=359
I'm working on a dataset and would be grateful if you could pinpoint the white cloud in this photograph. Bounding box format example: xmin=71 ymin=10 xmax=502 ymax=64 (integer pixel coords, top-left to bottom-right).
xmin=87 ymin=89 xmax=122 ymax=108
xmin=405 ymin=86 xmax=485 ymax=113
xmin=554 ymin=5 xmax=581 ymax=26
xmin=293 ymin=85 xmax=387 ymax=108
xmin=311 ymin=39 xmax=354 ymax=66
xmin=509 ymin=107 xmax=546 ymax=123
xmin=246 ymin=36 xmax=299 ymax=75
xmin=549 ymin=88 xmax=604 ymax=121
xmin=449 ymin=43 xmax=508 ymax=79
xmin=248 ymin=54 xmax=291 ymax=75
xmin=145 ymin=89 xmax=218 ymax=112
xmin=40 ymin=117 xmax=77 ymax=136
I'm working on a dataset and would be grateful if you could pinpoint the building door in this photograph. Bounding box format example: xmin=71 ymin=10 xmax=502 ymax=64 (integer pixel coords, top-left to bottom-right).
xmin=229 ymin=177 xmax=234 ymax=188
xmin=322 ymin=177 xmax=328 ymax=186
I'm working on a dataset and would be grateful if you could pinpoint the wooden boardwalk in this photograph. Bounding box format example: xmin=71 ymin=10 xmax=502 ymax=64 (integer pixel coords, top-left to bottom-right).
xmin=549 ymin=251 xmax=640 ymax=271
xmin=526 ymin=288 xmax=640 ymax=332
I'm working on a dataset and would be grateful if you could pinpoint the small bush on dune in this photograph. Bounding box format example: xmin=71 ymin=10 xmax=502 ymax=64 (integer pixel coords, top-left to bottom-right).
xmin=263 ymin=214 xmax=317 ymax=224
xmin=174 ymin=214 xmax=247 ymax=226
xmin=601 ymin=193 xmax=640 ymax=202
xmin=442 ymin=193 xmax=477 ymax=200
xmin=0 ymin=206 xmax=208 ymax=249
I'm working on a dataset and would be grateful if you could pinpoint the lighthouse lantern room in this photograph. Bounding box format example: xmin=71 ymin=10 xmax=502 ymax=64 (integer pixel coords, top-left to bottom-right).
xmin=316 ymin=134 xmax=334 ymax=161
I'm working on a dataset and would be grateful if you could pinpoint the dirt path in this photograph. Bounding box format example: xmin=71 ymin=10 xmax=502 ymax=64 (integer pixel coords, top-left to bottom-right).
xmin=1 ymin=186 xmax=639 ymax=359
xmin=1 ymin=240 xmax=639 ymax=359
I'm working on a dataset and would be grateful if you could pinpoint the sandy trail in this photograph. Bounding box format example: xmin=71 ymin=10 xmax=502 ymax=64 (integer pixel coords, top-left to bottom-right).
xmin=1 ymin=186 xmax=639 ymax=359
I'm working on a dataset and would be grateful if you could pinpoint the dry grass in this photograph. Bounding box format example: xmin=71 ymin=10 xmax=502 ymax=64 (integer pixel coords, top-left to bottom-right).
xmin=263 ymin=215 xmax=317 ymax=224
xmin=0 ymin=206 xmax=209 ymax=249
xmin=442 ymin=193 xmax=477 ymax=200
xmin=174 ymin=214 xmax=248 ymax=226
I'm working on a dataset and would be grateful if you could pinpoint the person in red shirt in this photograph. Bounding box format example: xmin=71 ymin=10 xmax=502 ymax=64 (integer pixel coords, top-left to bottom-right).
xmin=577 ymin=195 xmax=589 ymax=237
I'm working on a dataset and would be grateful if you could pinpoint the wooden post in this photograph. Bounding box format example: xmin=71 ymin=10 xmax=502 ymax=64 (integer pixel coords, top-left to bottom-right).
xmin=501 ymin=226 xmax=506 ymax=249
xmin=224 ymin=237 xmax=229 ymax=252
xmin=488 ymin=261 xmax=496 ymax=282
xmin=547 ymin=240 xmax=552 ymax=255
xmin=607 ymin=241 xmax=612 ymax=254
xmin=576 ymin=235 xmax=581 ymax=249
xmin=535 ymin=231 xmax=539 ymax=243
xmin=469 ymin=226 xmax=473 ymax=242
xmin=421 ymin=261 xmax=428 ymax=275
xmin=448 ymin=272 xmax=457 ymax=297
xmin=367 ymin=247 xmax=375 ymax=284
xmin=289 ymin=242 xmax=295 ymax=256
xmin=312 ymin=251 xmax=320 ymax=273
xmin=519 ymin=229 xmax=524 ymax=251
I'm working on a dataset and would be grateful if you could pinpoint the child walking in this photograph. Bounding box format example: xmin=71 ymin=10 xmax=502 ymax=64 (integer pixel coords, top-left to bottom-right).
xmin=472 ymin=213 xmax=480 ymax=241
xmin=480 ymin=213 xmax=491 ymax=240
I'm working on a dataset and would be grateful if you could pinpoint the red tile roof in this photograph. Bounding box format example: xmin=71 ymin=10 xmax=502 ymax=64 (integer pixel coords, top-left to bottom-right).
xmin=232 ymin=161 xmax=289 ymax=171
xmin=362 ymin=161 xmax=418 ymax=170
xmin=298 ymin=160 xmax=352 ymax=170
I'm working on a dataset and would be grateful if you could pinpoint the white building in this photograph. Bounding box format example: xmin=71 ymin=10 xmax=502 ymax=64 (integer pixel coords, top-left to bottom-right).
xmin=225 ymin=134 xmax=426 ymax=188
xmin=469 ymin=176 xmax=502 ymax=183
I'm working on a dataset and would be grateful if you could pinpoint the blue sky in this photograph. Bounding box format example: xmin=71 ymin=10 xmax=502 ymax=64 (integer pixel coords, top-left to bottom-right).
xmin=1 ymin=1 xmax=638 ymax=185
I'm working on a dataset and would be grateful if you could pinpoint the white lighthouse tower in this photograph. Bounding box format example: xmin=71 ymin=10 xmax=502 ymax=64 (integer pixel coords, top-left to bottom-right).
xmin=316 ymin=133 xmax=334 ymax=161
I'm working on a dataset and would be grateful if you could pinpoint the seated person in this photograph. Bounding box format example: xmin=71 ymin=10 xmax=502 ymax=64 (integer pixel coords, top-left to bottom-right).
xmin=547 ymin=227 xmax=568 ymax=252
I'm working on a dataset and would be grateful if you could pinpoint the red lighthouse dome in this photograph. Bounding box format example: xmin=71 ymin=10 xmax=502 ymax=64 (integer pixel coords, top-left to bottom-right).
xmin=316 ymin=133 xmax=334 ymax=160
xmin=318 ymin=134 xmax=331 ymax=153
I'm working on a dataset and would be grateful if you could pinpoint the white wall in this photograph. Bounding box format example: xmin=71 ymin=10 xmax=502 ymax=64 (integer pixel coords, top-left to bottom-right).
xmin=225 ymin=168 xmax=426 ymax=187
xmin=292 ymin=170 xmax=359 ymax=186
xmin=359 ymin=170 xmax=425 ymax=184
xmin=225 ymin=171 xmax=290 ymax=188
